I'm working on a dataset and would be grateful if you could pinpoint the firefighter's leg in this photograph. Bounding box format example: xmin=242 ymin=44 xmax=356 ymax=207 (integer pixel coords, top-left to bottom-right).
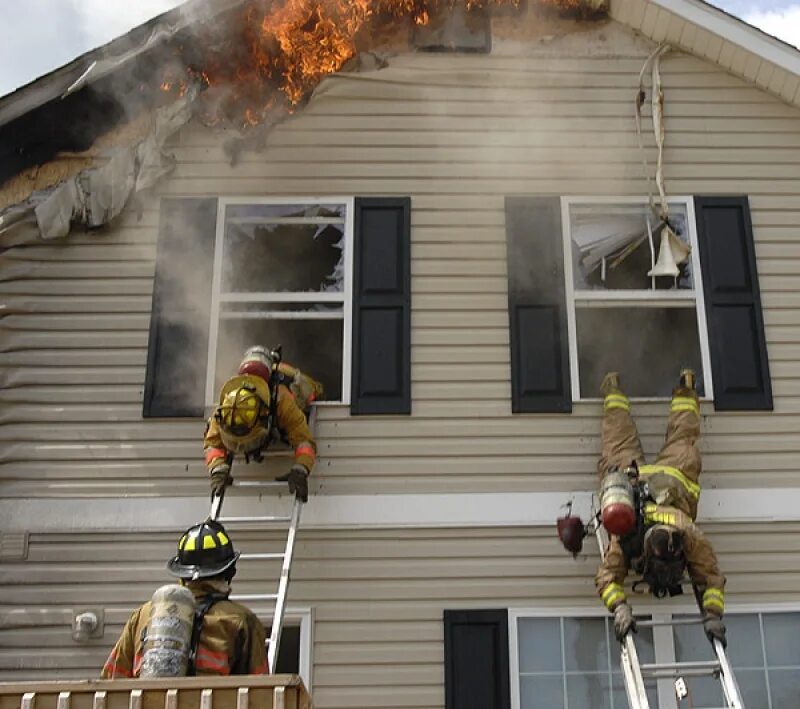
xmin=652 ymin=371 xmax=702 ymax=516
xmin=654 ymin=378 xmax=701 ymax=477
xmin=597 ymin=373 xmax=645 ymax=478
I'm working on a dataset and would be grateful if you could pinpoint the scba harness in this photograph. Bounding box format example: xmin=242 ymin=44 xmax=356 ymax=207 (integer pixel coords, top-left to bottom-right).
xmin=617 ymin=475 xmax=688 ymax=599
xmin=215 ymin=346 xmax=322 ymax=462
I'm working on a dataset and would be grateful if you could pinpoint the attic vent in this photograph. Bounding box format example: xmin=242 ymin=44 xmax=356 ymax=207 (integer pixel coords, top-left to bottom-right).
xmin=412 ymin=4 xmax=490 ymax=53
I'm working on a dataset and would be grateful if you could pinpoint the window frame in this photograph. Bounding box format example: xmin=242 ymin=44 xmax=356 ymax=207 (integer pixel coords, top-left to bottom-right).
xmin=204 ymin=196 xmax=356 ymax=407
xmin=255 ymin=606 xmax=314 ymax=691
xmin=508 ymin=603 xmax=800 ymax=709
xmin=560 ymin=196 xmax=714 ymax=403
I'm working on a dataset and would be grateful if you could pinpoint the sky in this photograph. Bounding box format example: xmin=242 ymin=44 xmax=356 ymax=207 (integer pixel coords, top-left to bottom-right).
xmin=0 ymin=0 xmax=799 ymax=98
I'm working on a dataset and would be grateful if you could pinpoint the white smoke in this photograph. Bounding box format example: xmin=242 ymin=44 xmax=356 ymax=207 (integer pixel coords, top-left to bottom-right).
xmin=69 ymin=0 xmax=185 ymax=48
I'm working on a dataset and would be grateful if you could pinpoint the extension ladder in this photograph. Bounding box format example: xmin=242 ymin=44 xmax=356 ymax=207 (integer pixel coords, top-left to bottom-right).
xmin=210 ymin=486 xmax=301 ymax=675
xmin=591 ymin=502 xmax=745 ymax=709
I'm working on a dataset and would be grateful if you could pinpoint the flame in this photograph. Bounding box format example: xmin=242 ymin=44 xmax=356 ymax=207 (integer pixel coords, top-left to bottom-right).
xmin=165 ymin=0 xmax=596 ymax=129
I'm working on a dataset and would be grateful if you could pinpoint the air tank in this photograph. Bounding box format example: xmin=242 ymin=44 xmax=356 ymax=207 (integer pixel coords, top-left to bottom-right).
xmin=600 ymin=469 xmax=636 ymax=536
xmin=140 ymin=584 xmax=196 ymax=678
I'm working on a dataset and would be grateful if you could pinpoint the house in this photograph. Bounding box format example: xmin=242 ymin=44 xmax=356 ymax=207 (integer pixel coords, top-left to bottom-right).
xmin=1 ymin=0 xmax=800 ymax=706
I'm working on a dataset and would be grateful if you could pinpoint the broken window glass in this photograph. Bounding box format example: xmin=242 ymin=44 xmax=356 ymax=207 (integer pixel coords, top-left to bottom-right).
xmin=222 ymin=221 xmax=344 ymax=293
xmin=570 ymin=204 xmax=692 ymax=291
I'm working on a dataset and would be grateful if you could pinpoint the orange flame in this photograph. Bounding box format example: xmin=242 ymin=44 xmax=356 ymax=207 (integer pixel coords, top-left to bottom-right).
xmin=168 ymin=0 xmax=595 ymax=129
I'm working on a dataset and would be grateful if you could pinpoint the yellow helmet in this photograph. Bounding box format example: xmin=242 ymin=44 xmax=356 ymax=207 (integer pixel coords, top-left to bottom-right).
xmin=215 ymin=375 xmax=272 ymax=454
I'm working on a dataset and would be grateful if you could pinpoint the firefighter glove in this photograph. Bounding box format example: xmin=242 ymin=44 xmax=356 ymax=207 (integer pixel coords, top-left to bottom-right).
xmin=613 ymin=602 xmax=637 ymax=642
xmin=210 ymin=464 xmax=233 ymax=497
xmin=703 ymin=614 xmax=727 ymax=648
xmin=277 ymin=464 xmax=309 ymax=502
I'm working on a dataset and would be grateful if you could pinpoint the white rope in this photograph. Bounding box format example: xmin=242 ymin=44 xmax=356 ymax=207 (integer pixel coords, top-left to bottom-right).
xmin=635 ymin=43 xmax=671 ymax=224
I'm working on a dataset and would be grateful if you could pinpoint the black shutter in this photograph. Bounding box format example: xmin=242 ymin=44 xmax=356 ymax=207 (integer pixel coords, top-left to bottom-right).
xmin=695 ymin=196 xmax=772 ymax=411
xmin=143 ymin=198 xmax=218 ymax=417
xmin=351 ymin=197 xmax=411 ymax=414
xmin=444 ymin=609 xmax=510 ymax=709
xmin=505 ymin=196 xmax=571 ymax=413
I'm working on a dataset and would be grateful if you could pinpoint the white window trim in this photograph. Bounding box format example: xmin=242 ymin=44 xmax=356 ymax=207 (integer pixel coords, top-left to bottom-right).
xmin=560 ymin=196 xmax=714 ymax=403
xmin=253 ymin=606 xmax=313 ymax=691
xmin=509 ymin=603 xmax=800 ymax=709
xmin=205 ymin=196 xmax=355 ymax=407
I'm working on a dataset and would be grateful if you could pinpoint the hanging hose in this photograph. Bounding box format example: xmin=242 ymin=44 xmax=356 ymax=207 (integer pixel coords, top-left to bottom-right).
xmin=635 ymin=43 xmax=672 ymax=225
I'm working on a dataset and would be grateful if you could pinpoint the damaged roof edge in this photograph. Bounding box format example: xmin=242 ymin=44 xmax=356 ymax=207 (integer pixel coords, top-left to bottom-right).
xmin=0 ymin=0 xmax=247 ymax=128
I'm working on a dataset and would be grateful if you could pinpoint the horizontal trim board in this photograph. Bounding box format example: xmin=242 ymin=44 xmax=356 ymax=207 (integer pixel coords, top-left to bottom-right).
xmin=2 ymin=488 xmax=800 ymax=532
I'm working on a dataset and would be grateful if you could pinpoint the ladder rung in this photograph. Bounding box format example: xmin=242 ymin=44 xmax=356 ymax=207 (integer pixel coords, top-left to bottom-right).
xmin=233 ymin=481 xmax=286 ymax=488
xmin=641 ymin=661 xmax=720 ymax=671
xmin=637 ymin=617 xmax=705 ymax=627
xmin=218 ymin=516 xmax=292 ymax=524
xmin=230 ymin=593 xmax=279 ymax=602
xmin=239 ymin=553 xmax=285 ymax=560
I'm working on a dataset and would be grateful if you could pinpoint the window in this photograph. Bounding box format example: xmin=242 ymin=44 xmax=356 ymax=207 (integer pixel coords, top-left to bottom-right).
xmin=259 ymin=608 xmax=313 ymax=691
xmin=510 ymin=612 xmax=656 ymax=709
xmin=561 ymin=197 xmax=713 ymax=400
xmin=510 ymin=610 xmax=800 ymax=709
xmin=205 ymin=198 xmax=354 ymax=405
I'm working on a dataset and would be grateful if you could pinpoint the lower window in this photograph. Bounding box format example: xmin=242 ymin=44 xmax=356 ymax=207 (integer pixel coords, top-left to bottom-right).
xmin=510 ymin=610 xmax=800 ymax=709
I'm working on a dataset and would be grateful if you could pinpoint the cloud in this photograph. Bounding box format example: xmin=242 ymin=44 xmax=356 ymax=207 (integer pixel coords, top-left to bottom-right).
xmin=70 ymin=0 xmax=185 ymax=48
xmin=744 ymin=4 xmax=800 ymax=49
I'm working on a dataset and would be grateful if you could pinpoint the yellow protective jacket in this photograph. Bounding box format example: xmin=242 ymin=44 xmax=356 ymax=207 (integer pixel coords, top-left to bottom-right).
xmin=101 ymin=581 xmax=267 ymax=678
xmin=596 ymin=386 xmax=725 ymax=617
xmin=595 ymin=507 xmax=726 ymax=618
xmin=204 ymin=383 xmax=317 ymax=476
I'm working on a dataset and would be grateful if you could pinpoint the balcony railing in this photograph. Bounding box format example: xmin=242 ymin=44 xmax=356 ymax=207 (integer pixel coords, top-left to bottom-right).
xmin=0 ymin=674 xmax=312 ymax=709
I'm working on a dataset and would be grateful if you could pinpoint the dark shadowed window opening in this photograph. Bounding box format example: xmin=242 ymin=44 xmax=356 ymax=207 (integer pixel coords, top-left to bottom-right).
xmin=206 ymin=200 xmax=353 ymax=406
xmin=264 ymin=623 xmax=301 ymax=674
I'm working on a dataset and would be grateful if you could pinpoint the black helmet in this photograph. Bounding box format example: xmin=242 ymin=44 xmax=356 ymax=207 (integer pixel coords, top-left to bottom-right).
xmin=167 ymin=519 xmax=240 ymax=581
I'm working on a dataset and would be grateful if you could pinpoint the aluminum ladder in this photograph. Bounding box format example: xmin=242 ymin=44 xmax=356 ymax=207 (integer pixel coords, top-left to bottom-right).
xmin=210 ymin=469 xmax=303 ymax=675
xmin=591 ymin=501 xmax=745 ymax=709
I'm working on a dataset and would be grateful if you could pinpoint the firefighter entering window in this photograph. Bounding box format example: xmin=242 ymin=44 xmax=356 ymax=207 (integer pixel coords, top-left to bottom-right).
xmin=557 ymin=369 xmax=727 ymax=648
xmin=101 ymin=520 xmax=267 ymax=678
xmin=204 ymin=345 xmax=321 ymax=503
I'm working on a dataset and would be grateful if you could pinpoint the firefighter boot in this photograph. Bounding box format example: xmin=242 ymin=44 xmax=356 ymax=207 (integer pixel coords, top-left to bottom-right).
xmin=600 ymin=372 xmax=621 ymax=397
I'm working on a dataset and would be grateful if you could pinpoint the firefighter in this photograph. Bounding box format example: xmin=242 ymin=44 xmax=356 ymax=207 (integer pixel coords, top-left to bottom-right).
xmin=204 ymin=346 xmax=318 ymax=503
xmin=594 ymin=369 xmax=727 ymax=647
xmin=101 ymin=520 xmax=267 ymax=678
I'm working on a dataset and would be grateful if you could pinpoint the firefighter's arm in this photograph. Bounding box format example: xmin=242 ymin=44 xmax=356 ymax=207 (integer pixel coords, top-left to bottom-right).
xmin=234 ymin=612 xmax=268 ymax=675
xmin=276 ymin=386 xmax=317 ymax=474
xmin=100 ymin=608 xmax=141 ymax=678
xmin=204 ymin=415 xmax=233 ymax=494
xmin=684 ymin=524 xmax=726 ymax=617
xmin=595 ymin=535 xmax=629 ymax=612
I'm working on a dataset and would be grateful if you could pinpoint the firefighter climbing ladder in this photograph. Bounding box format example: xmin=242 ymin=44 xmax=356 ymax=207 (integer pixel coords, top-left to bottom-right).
xmin=590 ymin=501 xmax=745 ymax=709
xmin=208 ymin=410 xmax=315 ymax=675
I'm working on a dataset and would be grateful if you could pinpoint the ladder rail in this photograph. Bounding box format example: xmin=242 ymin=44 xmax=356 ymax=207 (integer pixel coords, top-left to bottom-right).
xmin=267 ymin=495 xmax=302 ymax=674
xmin=713 ymin=638 xmax=744 ymax=709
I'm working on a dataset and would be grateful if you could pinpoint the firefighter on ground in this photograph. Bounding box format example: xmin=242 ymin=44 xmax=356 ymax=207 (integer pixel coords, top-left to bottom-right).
xmin=594 ymin=368 xmax=727 ymax=647
xmin=204 ymin=346 xmax=320 ymax=503
xmin=101 ymin=520 xmax=267 ymax=678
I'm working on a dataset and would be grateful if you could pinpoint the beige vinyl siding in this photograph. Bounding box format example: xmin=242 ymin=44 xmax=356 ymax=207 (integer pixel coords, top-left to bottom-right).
xmin=3 ymin=23 xmax=800 ymax=497
xmin=2 ymin=522 xmax=800 ymax=708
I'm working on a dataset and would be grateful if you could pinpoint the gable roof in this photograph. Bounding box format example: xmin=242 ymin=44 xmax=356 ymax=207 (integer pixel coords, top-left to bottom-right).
xmin=609 ymin=0 xmax=800 ymax=106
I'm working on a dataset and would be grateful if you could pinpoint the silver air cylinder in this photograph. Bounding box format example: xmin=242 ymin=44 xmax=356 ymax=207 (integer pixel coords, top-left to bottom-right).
xmin=140 ymin=584 xmax=195 ymax=678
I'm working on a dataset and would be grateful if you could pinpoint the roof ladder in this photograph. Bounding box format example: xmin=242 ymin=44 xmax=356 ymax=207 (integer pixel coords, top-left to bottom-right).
xmin=591 ymin=501 xmax=746 ymax=709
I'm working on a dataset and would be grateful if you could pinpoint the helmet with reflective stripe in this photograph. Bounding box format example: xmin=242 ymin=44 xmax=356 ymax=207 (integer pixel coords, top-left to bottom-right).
xmin=238 ymin=345 xmax=277 ymax=382
xmin=167 ymin=519 xmax=239 ymax=580
xmin=215 ymin=374 xmax=271 ymax=453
